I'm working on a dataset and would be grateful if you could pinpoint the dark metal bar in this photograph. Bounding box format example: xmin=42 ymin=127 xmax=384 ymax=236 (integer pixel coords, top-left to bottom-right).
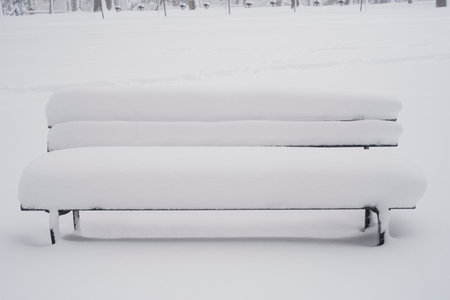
xmin=364 ymin=207 xmax=371 ymax=230
xmin=73 ymin=210 xmax=80 ymax=231
xmin=46 ymin=144 xmax=399 ymax=152
xmin=50 ymin=229 xmax=56 ymax=245
xmin=49 ymin=209 xmax=60 ymax=245
xmin=21 ymin=206 xmax=416 ymax=212
xmin=374 ymin=208 xmax=385 ymax=246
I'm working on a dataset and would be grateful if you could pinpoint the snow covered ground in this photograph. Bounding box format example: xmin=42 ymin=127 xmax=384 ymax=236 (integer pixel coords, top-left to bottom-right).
xmin=1 ymin=2 xmax=450 ymax=299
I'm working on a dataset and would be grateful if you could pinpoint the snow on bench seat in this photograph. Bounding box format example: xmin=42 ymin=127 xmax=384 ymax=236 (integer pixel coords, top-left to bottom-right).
xmin=46 ymin=87 xmax=402 ymax=126
xmin=19 ymin=147 xmax=426 ymax=211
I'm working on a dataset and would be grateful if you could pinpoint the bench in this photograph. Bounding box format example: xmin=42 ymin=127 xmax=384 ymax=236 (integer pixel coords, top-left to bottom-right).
xmin=18 ymin=87 xmax=427 ymax=246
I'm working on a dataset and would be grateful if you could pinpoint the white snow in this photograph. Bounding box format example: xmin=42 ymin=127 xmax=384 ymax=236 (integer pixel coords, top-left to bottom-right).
xmin=47 ymin=120 xmax=402 ymax=150
xmin=19 ymin=147 xmax=426 ymax=210
xmin=46 ymin=87 xmax=401 ymax=125
xmin=1 ymin=3 xmax=450 ymax=300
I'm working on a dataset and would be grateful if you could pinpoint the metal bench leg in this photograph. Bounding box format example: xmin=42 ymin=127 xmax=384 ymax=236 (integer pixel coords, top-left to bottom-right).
xmin=73 ymin=210 xmax=80 ymax=231
xmin=364 ymin=207 xmax=371 ymax=231
xmin=374 ymin=207 xmax=391 ymax=246
xmin=49 ymin=209 xmax=60 ymax=245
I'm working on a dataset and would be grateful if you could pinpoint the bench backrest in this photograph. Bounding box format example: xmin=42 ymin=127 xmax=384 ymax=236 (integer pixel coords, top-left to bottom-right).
xmin=46 ymin=87 xmax=402 ymax=151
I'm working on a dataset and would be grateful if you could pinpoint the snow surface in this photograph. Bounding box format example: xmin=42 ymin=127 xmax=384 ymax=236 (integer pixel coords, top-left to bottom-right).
xmin=1 ymin=3 xmax=450 ymax=300
xmin=47 ymin=120 xmax=402 ymax=149
xmin=19 ymin=147 xmax=426 ymax=210
xmin=46 ymin=87 xmax=401 ymax=125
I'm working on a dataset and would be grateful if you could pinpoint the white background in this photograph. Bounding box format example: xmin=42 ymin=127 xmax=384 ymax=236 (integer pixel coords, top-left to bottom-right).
xmin=1 ymin=3 xmax=449 ymax=299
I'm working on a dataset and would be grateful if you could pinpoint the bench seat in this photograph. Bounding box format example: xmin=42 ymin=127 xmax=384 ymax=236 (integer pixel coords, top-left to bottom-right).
xmin=19 ymin=146 xmax=426 ymax=211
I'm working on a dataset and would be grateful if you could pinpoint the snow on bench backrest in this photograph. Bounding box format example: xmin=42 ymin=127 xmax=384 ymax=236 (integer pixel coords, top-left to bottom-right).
xmin=46 ymin=87 xmax=403 ymax=151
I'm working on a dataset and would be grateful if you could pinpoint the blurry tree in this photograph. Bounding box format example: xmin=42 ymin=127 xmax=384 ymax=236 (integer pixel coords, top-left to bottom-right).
xmin=2 ymin=0 xmax=33 ymax=15
xmin=436 ymin=0 xmax=446 ymax=6
xmin=94 ymin=0 xmax=101 ymax=10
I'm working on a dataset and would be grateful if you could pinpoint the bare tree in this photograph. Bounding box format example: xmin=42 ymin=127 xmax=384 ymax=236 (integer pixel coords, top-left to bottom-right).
xmin=93 ymin=0 xmax=105 ymax=17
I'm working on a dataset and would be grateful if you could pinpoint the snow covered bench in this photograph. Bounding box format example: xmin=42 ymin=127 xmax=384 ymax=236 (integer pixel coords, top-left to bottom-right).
xmin=18 ymin=87 xmax=426 ymax=246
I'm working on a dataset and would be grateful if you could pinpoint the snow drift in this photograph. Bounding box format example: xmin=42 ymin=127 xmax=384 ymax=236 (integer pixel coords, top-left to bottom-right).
xmin=19 ymin=147 xmax=426 ymax=210
xmin=46 ymin=87 xmax=402 ymax=126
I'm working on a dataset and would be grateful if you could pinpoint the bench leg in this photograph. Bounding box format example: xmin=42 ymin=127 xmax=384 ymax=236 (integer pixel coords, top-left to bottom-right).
xmin=364 ymin=207 xmax=371 ymax=231
xmin=49 ymin=209 xmax=60 ymax=245
xmin=374 ymin=207 xmax=391 ymax=246
xmin=73 ymin=210 xmax=80 ymax=232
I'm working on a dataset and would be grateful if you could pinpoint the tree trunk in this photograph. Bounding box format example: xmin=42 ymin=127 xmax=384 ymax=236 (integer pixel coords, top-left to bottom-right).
xmin=100 ymin=0 xmax=106 ymax=15
xmin=94 ymin=0 xmax=101 ymax=11
xmin=94 ymin=0 xmax=105 ymax=16
xmin=188 ymin=0 xmax=196 ymax=9
xmin=49 ymin=0 xmax=54 ymax=13
xmin=436 ymin=0 xmax=446 ymax=6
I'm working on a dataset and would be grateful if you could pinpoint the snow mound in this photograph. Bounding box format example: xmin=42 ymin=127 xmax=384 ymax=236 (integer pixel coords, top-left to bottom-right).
xmin=46 ymin=87 xmax=402 ymax=126
xmin=47 ymin=120 xmax=402 ymax=150
xmin=19 ymin=147 xmax=426 ymax=210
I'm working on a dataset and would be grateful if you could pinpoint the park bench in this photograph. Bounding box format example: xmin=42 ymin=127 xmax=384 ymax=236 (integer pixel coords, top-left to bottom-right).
xmin=18 ymin=87 xmax=426 ymax=246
